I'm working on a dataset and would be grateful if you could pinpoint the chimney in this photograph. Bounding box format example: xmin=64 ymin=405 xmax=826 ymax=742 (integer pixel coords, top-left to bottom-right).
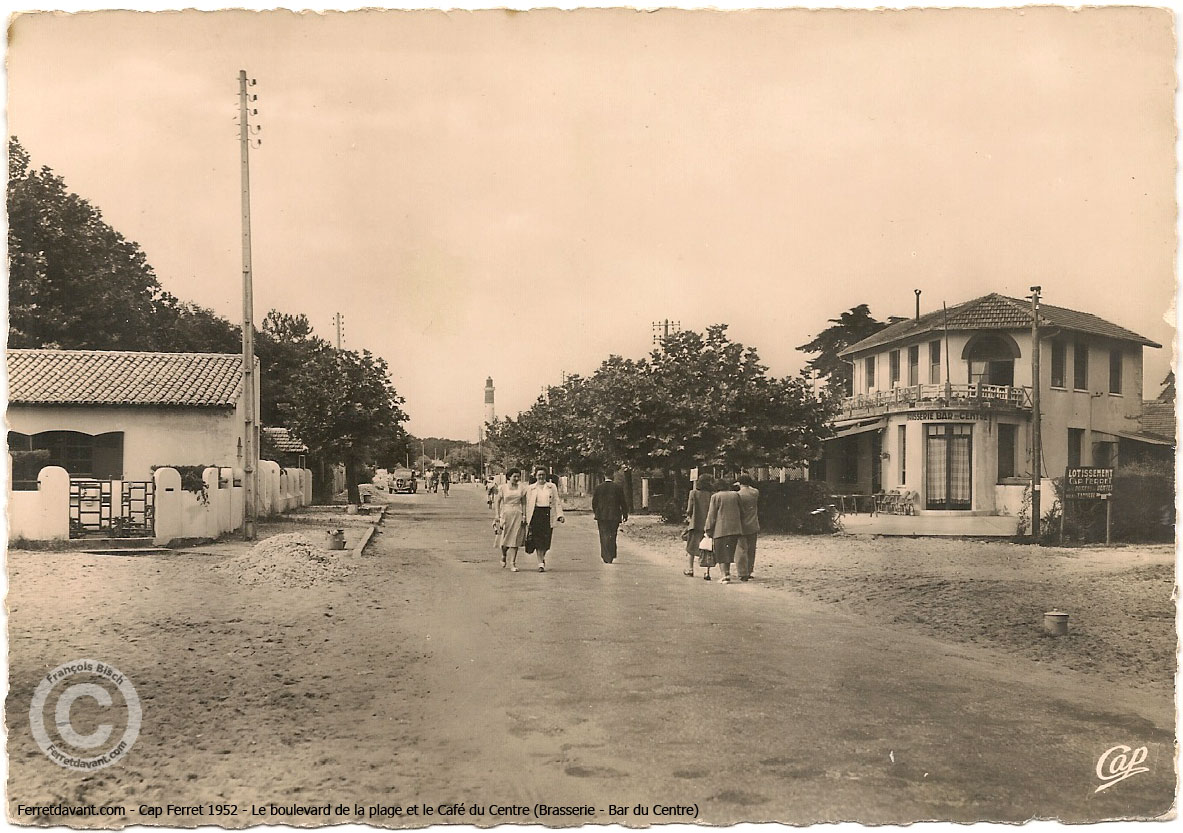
xmin=914 ymin=289 xmax=922 ymax=321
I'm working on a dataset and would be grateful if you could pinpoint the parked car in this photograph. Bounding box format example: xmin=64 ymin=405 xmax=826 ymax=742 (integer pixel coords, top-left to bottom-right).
xmin=390 ymin=467 xmax=418 ymax=494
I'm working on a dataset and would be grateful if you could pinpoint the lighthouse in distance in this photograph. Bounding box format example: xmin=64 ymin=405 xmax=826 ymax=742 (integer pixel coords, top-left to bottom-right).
xmin=484 ymin=377 xmax=495 ymax=427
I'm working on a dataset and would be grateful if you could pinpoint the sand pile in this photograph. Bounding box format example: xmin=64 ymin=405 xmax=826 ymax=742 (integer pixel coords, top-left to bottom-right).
xmin=219 ymin=532 xmax=353 ymax=588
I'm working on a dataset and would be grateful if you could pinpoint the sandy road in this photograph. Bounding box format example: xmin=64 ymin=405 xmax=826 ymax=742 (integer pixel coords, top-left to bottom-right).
xmin=361 ymin=486 xmax=1174 ymax=824
xmin=5 ymin=483 xmax=1174 ymax=825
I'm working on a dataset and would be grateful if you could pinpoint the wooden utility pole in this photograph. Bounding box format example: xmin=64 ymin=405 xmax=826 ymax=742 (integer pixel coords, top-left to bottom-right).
xmin=239 ymin=70 xmax=259 ymax=541
xmin=1030 ymin=285 xmax=1042 ymax=539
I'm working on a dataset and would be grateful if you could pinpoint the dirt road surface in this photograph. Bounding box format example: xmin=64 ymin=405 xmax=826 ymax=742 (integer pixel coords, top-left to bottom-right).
xmin=6 ymin=484 xmax=1175 ymax=826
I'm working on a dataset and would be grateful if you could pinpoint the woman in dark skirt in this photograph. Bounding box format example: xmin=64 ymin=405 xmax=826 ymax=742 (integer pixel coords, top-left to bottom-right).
xmin=684 ymin=474 xmax=716 ymax=578
xmin=525 ymin=466 xmax=565 ymax=572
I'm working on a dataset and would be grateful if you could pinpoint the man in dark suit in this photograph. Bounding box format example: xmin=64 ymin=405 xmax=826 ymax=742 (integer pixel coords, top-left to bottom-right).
xmin=592 ymin=473 xmax=630 ymax=564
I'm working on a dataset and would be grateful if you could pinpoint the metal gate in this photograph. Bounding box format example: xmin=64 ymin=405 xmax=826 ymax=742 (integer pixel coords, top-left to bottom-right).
xmin=69 ymin=480 xmax=155 ymax=538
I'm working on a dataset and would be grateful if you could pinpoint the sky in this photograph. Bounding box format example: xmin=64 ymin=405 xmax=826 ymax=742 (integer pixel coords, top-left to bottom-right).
xmin=5 ymin=4 xmax=1178 ymax=440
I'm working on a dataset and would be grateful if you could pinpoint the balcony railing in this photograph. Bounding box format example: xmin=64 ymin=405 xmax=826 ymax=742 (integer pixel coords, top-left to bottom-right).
xmin=839 ymin=383 xmax=1031 ymax=418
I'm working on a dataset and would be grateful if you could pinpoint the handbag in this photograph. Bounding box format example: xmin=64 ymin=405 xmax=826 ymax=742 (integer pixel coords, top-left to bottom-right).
xmin=524 ymin=528 xmax=536 ymax=554
xmin=679 ymin=526 xmax=691 ymax=542
xmin=699 ymin=533 xmax=714 ymax=551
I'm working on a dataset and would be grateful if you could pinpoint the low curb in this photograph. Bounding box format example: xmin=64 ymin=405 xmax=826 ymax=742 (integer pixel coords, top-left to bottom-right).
xmin=349 ymin=505 xmax=386 ymax=557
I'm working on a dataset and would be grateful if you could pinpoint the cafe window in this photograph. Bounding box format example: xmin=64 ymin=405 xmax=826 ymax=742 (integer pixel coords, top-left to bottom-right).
xmin=997 ymin=423 xmax=1016 ymax=481
xmin=929 ymin=341 xmax=941 ymax=384
xmin=889 ymin=350 xmax=900 ymax=386
xmin=1109 ymin=349 xmax=1123 ymax=395
xmin=865 ymin=356 xmax=875 ymax=390
xmin=1050 ymin=340 xmax=1066 ymax=388
xmin=908 ymin=345 xmax=919 ymax=386
xmin=1073 ymin=342 xmax=1089 ymax=390
xmin=925 ymin=424 xmax=972 ymax=510
xmin=842 ymin=438 xmax=860 ymax=484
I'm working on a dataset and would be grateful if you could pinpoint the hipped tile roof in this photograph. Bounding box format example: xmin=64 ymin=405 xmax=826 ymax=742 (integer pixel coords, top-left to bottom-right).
xmin=7 ymin=349 xmax=244 ymax=407
xmin=840 ymin=293 xmax=1161 ymax=356
xmin=262 ymin=426 xmax=308 ymax=453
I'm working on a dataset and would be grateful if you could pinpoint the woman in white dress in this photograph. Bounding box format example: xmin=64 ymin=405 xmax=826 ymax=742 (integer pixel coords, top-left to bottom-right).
xmin=493 ymin=469 xmax=527 ymax=571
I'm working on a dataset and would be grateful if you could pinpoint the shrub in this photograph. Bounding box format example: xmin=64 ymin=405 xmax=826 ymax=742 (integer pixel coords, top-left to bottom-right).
xmin=1112 ymin=459 xmax=1174 ymax=542
xmin=756 ymin=479 xmax=835 ymax=533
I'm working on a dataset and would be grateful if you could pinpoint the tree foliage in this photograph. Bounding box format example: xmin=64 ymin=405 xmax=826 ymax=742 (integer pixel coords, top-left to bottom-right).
xmin=8 ymin=137 xmax=176 ymax=349
xmin=796 ymin=304 xmax=888 ymax=395
xmin=282 ymin=348 xmax=410 ymax=502
xmin=7 ymin=137 xmax=411 ymax=500
xmin=485 ymin=325 xmax=834 ymax=480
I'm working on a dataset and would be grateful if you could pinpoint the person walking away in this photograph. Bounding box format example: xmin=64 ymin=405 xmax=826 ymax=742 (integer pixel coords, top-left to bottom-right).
xmin=440 ymin=468 xmax=451 ymax=497
xmin=525 ymin=466 xmax=565 ymax=572
xmin=735 ymin=474 xmax=761 ymax=581
xmin=705 ymin=481 xmax=743 ymax=584
xmin=592 ymin=472 xmax=629 ymax=564
xmin=486 ymin=477 xmax=497 ymax=508
xmin=494 ymin=469 xmax=528 ymax=571
xmin=684 ymin=475 xmax=716 ymax=577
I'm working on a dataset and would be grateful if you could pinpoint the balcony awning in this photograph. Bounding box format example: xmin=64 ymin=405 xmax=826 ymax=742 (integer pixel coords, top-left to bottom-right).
xmin=829 ymin=418 xmax=887 ymax=440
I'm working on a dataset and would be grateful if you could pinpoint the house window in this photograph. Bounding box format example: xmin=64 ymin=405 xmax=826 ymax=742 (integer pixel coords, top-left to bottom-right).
xmin=967 ymin=335 xmax=1016 ymax=387
xmin=889 ymin=350 xmax=900 ymax=386
xmin=1073 ymin=342 xmax=1089 ymax=390
xmin=907 ymin=345 xmax=919 ymax=386
xmin=1109 ymin=349 xmax=1123 ymax=394
xmin=929 ymin=341 xmax=941 ymax=384
xmin=1050 ymin=340 xmax=1066 ymax=388
xmin=997 ymin=423 xmax=1016 ymax=481
xmin=1068 ymin=428 xmax=1084 ymax=469
xmin=925 ymin=424 xmax=972 ymax=510
xmin=898 ymin=424 xmax=907 ymax=484
xmin=13 ymin=431 xmax=124 ymax=479
xmin=865 ymin=356 xmax=875 ymax=390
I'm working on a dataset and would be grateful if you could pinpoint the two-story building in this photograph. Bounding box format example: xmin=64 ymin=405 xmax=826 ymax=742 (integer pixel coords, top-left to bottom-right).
xmin=814 ymin=293 xmax=1168 ymax=524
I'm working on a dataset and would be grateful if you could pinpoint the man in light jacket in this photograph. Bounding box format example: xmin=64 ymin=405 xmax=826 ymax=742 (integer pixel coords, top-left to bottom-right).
xmin=735 ymin=474 xmax=761 ymax=581
xmin=592 ymin=472 xmax=630 ymax=564
xmin=705 ymin=482 xmax=744 ymax=584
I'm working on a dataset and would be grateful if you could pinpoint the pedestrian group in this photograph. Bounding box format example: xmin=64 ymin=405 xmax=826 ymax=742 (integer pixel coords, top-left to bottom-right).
xmin=490 ymin=468 xmax=759 ymax=583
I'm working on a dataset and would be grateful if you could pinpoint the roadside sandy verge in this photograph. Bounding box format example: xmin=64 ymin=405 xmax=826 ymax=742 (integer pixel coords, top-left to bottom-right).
xmin=620 ymin=518 xmax=1176 ymax=692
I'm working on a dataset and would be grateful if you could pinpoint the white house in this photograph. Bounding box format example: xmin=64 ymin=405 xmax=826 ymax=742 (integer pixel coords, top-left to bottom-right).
xmin=7 ymin=349 xmax=256 ymax=482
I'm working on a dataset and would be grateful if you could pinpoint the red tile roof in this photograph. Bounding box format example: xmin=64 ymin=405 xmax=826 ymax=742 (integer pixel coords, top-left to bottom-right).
xmin=7 ymin=349 xmax=244 ymax=407
xmin=841 ymin=293 xmax=1161 ymax=356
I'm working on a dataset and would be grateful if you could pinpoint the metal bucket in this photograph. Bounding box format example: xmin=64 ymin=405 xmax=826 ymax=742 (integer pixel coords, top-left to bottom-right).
xmin=327 ymin=529 xmax=346 ymax=551
xmin=1043 ymin=610 xmax=1069 ymax=636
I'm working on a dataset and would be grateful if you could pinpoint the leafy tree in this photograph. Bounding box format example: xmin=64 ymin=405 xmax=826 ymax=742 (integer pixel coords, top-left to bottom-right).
xmin=487 ymin=325 xmax=834 ymax=516
xmin=8 ymin=137 xmax=172 ymax=349
xmin=796 ymin=304 xmax=888 ymax=395
xmin=256 ymin=310 xmax=332 ymax=425
xmin=282 ymin=348 xmax=410 ymax=503
xmin=7 ymin=136 xmax=243 ymax=354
